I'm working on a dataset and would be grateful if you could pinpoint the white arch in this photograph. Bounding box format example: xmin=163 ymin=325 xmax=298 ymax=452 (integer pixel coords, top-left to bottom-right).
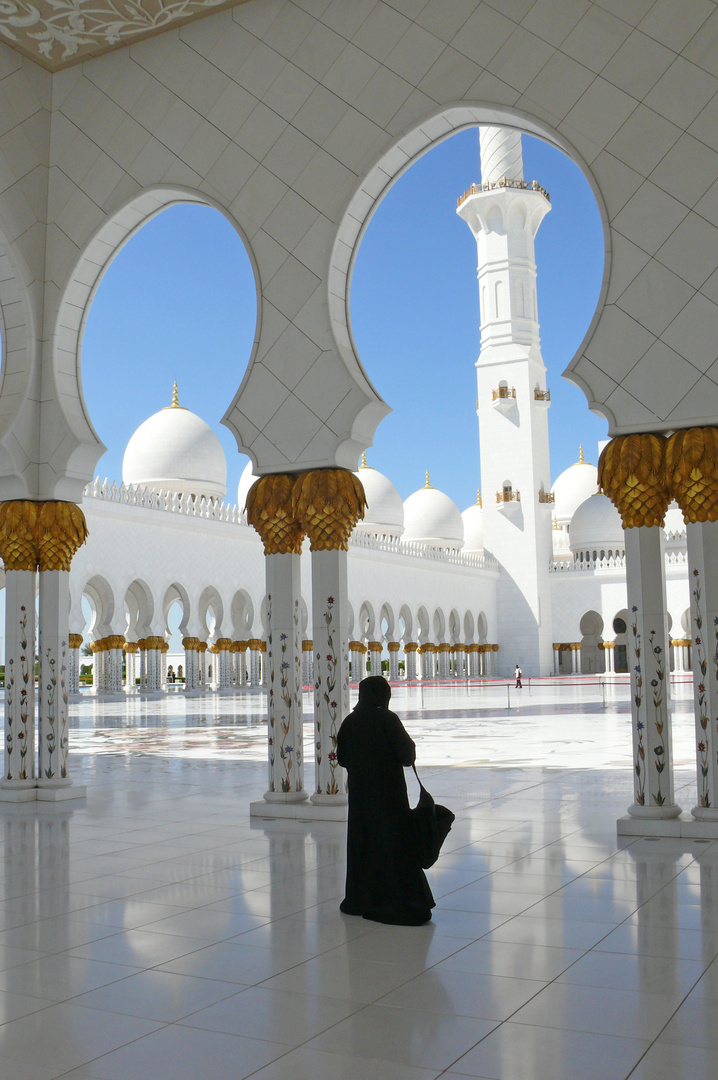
xmin=330 ymin=103 xmax=610 ymax=429
xmin=48 ymin=186 xmax=260 ymax=501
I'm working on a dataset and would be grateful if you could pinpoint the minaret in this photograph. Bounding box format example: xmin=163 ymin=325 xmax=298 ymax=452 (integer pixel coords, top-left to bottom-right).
xmin=457 ymin=127 xmax=554 ymax=675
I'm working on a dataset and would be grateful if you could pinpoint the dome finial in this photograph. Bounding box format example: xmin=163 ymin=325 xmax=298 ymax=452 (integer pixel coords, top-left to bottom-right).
xmin=172 ymin=381 xmax=179 ymax=408
xmin=553 ymin=515 xmax=560 ymax=531
xmin=578 ymin=444 xmax=585 ymax=463
xmin=477 ymin=487 xmax=482 ymax=507
xmin=360 ymin=450 xmax=368 ymax=468
xmin=425 ymin=470 xmax=432 ymax=489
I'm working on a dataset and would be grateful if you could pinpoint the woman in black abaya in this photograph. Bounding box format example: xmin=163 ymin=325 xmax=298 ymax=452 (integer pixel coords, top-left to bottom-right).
xmin=337 ymin=676 xmax=435 ymax=925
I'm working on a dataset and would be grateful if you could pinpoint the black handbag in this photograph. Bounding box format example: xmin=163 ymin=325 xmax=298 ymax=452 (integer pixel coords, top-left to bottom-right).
xmin=409 ymin=764 xmax=455 ymax=869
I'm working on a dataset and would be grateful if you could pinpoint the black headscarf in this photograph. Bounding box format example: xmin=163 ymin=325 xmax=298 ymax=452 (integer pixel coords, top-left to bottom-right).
xmin=355 ymin=675 xmax=391 ymax=713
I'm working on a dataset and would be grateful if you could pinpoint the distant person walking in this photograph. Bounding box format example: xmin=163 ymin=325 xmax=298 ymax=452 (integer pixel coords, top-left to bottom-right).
xmin=514 ymin=664 xmax=522 ymax=689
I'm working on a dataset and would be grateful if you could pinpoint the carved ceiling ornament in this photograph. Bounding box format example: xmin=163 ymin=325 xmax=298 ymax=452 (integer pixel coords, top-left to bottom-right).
xmin=0 ymin=0 xmax=251 ymax=71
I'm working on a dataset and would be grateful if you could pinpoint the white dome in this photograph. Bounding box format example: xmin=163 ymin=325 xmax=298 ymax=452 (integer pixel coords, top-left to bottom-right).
xmin=237 ymin=460 xmax=258 ymax=510
xmin=461 ymin=499 xmax=484 ymax=552
xmin=123 ymin=389 xmax=227 ymax=501
xmin=569 ymin=493 xmax=625 ymax=556
xmin=403 ymin=476 xmax=464 ymax=550
xmin=354 ymin=461 xmax=404 ymax=538
xmin=553 ymin=450 xmax=598 ymax=526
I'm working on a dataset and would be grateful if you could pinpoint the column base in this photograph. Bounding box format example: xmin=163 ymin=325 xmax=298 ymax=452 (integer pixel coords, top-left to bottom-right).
xmin=619 ymin=811 xmax=718 ymax=838
xmin=263 ymin=790 xmax=309 ymax=804
xmin=139 ymin=690 xmax=164 ymax=700
xmin=36 ymin=783 xmax=87 ymax=802
xmin=0 ymin=781 xmax=39 ymax=803
xmin=95 ymin=692 xmax=126 ymax=701
xmin=627 ymin=802 xmax=682 ymax=820
xmin=310 ymin=792 xmax=348 ymax=807
xmin=183 ymin=688 xmax=205 ymax=697
xmin=0 ymin=781 xmax=87 ymax=803
xmin=250 ymin=799 xmax=347 ymax=821
xmin=691 ymin=806 xmax=718 ymax=822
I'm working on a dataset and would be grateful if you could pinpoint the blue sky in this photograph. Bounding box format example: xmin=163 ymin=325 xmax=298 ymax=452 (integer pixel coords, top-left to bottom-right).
xmin=81 ymin=129 xmax=606 ymax=513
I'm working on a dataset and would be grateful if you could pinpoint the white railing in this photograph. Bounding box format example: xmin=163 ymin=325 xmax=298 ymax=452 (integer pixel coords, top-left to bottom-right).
xmin=83 ymin=479 xmax=499 ymax=570
xmin=550 ymin=549 xmax=688 ymax=573
xmin=350 ymin=529 xmax=498 ymax=571
xmin=84 ymin=478 xmax=247 ymax=524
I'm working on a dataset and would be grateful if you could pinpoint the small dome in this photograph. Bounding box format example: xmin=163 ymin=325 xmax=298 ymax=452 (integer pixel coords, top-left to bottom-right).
xmin=461 ymin=492 xmax=483 ymax=552
xmin=403 ymin=473 xmax=464 ymax=550
xmin=569 ymin=492 xmax=624 ymax=556
xmin=353 ymin=455 xmax=404 ymax=538
xmin=123 ymin=385 xmax=227 ymax=501
xmin=552 ymin=447 xmax=598 ymax=526
xmin=237 ymin=460 xmax=258 ymax=510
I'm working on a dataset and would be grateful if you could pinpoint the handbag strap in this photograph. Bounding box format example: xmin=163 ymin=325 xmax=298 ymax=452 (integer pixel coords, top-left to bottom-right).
xmin=412 ymin=762 xmax=429 ymax=795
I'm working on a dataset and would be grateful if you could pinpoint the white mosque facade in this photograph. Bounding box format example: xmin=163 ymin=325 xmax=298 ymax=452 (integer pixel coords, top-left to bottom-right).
xmin=63 ymin=125 xmax=692 ymax=695
xmin=61 ymin=122 xmax=695 ymax=699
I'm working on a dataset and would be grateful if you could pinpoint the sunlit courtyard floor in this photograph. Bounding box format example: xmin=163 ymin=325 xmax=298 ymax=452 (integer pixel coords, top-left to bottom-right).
xmin=0 ymin=678 xmax=714 ymax=1079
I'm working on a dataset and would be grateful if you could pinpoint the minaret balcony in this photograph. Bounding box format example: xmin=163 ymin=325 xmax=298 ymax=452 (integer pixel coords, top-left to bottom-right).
xmin=534 ymin=388 xmax=551 ymax=403
xmin=491 ymin=386 xmax=517 ymax=413
xmin=496 ymin=490 xmax=520 ymax=516
xmin=457 ymin=178 xmax=551 ymax=209
xmin=538 ymin=491 xmax=555 ymax=505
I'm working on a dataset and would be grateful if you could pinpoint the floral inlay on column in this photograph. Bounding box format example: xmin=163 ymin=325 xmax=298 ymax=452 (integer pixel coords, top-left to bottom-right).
xmin=630 ymin=606 xmax=645 ymax=806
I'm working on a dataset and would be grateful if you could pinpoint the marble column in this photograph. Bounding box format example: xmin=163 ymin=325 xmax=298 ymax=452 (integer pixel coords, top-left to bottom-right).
xmin=437 ymin=644 xmax=450 ymax=678
xmin=124 ymin=642 xmax=138 ymax=690
xmin=667 ymin=425 xmax=718 ymax=820
xmin=34 ymin=502 xmax=88 ymax=800
xmin=302 ymin=639 xmax=313 ymax=686
xmin=456 ymin=644 xmax=467 ymax=678
xmin=1 ymin=567 xmax=36 ymax=797
xmin=553 ymin=643 xmax=559 ymax=675
xmin=292 ymin=468 xmax=366 ymax=807
xmin=248 ymin=639 xmax=262 ymax=686
xmin=349 ymin=641 xmax=366 ymax=682
xmin=264 ymin=550 xmax=307 ymax=803
xmin=182 ymin=638 xmax=199 ymax=692
xmin=68 ymin=634 xmax=82 ymax=695
xmin=600 ymin=433 xmax=680 ymax=821
xmin=367 ymin=640 xmax=382 ymax=677
xmin=199 ymin=642 xmax=207 ymax=686
xmin=387 ymin=642 xmax=400 ymax=681
xmin=246 ymin=473 xmax=309 ymax=808
xmin=236 ymin=641 xmax=248 ymax=684
xmin=215 ymin=638 xmax=232 ymax=692
xmin=404 ymin=642 xmax=418 ymax=680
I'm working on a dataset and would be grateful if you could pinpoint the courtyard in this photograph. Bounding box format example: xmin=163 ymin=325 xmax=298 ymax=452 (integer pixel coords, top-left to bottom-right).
xmin=0 ymin=679 xmax=712 ymax=1079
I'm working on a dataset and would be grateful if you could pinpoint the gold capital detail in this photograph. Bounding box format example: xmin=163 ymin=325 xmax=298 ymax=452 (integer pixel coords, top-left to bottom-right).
xmin=302 ymin=639 xmax=314 ymax=652
xmin=292 ymin=469 xmax=367 ymax=551
xmin=387 ymin=642 xmax=401 ymax=652
xmin=404 ymin=642 xmax=418 ymax=652
xmin=597 ymin=434 xmax=670 ymax=528
xmin=124 ymin=642 xmax=139 ymax=654
xmin=69 ymin=633 xmax=83 ymax=649
xmin=105 ymin=635 xmax=126 ymax=650
xmin=215 ymin=638 xmax=233 ymax=650
xmin=349 ymin=641 xmax=367 ymax=653
xmin=182 ymin=637 xmax=201 ymax=650
xmin=37 ymin=502 xmax=89 ymax=571
xmin=665 ymin=427 xmax=718 ymax=523
xmin=246 ymin=473 xmax=304 ymax=554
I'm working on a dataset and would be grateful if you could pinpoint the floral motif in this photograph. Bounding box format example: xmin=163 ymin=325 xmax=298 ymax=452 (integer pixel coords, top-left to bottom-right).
xmin=315 ymin=595 xmax=342 ymax=795
xmin=0 ymin=0 xmax=229 ymax=67
xmin=630 ymin=605 xmax=645 ymax=805
xmin=693 ymin=569 xmax=711 ymax=806
xmin=648 ymin=628 xmax=666 ymax=806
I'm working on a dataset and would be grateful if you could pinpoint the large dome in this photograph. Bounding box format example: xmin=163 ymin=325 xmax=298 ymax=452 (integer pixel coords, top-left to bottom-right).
xmin=403 ymin=474 xmax=464 ymax=550
xmin=569 ymin=492 xmax=625 ymax=557
xmin=237 ymin=460 xmax=258 ymax=510
xmin=552 ymin=447 xmax=598 ymax=526
xmin=354 ymin=456 xmax=404 ymax=538
xmin=461 ymin=492 xmax=484 ymax=552
xmin=123 ymin=386 xmax=227 ymax=501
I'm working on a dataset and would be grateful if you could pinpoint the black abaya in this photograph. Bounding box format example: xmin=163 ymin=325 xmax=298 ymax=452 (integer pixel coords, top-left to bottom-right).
xmin=337 ymin=676 xmax=435 ymax=925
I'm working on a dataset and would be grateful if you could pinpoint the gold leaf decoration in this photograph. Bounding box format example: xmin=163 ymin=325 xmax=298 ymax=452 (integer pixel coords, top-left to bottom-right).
xmin=245 ymin=473 xmax=304 ymax=554
xmin=665 ymin=427 xmax=718 ymax=523
xmin=292 ymin=468 xmax=367 ymax=551
xmin=37 ymin=501 xmax=88 ymax=571
xmin=597 ymin=434 xmax=670 ymax=528
xmin=0 ymin=500 xmax=39 ymax=570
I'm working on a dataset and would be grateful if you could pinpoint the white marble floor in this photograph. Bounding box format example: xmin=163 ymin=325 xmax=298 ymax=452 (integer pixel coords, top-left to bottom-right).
xmin=0 ymin=678 xmax=714 ymax=1079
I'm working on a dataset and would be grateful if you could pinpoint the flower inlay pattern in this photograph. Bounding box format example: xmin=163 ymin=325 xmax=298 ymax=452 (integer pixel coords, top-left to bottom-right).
xmin=0 ymin=0 xmax=251 ymax=71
